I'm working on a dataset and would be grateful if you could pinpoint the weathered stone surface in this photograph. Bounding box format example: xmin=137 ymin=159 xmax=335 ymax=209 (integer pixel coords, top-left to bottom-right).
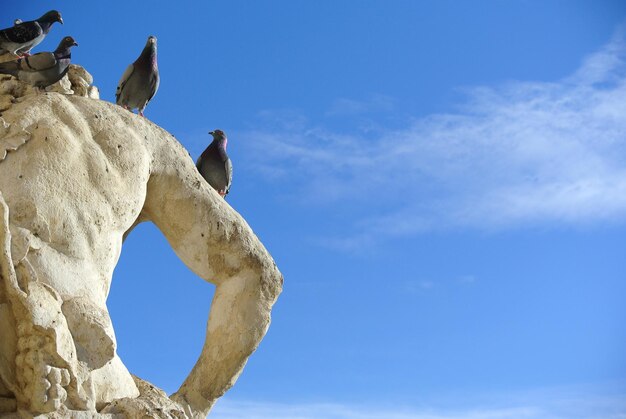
xmin=101 ymin=376 xmax=188 ymax=418
xmin=0 ymin=66 xmax=282 ymax=418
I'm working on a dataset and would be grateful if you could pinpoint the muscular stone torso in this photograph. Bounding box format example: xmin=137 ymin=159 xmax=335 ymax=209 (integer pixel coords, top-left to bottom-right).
xmin=0 ymin=93 xmax=150 ymax=304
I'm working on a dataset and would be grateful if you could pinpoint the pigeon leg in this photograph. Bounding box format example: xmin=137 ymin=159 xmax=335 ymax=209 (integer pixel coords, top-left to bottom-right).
xmin=138 ymin=111 xmax=144 ymax=117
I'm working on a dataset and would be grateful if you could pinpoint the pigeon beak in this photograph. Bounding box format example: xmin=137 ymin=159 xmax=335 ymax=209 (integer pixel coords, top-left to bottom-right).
xmin=58 ymin=17 xmax=64 ymax=24
xmin=208 ymin=131 xmax=215 ymax=135
xmin=73 ymin=41 xmax=79 ymax=47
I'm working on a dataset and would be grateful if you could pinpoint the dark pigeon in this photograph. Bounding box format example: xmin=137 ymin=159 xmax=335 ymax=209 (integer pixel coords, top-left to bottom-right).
xmin=0 ymin=11 xmax=63 ymax=57
xmin=116 ymin=35 xmax=159 ymax=117
xmin=197 ymin=130 xmax=233 ymax=198
xmin=0 ymin=36 xmax=77 ymax=89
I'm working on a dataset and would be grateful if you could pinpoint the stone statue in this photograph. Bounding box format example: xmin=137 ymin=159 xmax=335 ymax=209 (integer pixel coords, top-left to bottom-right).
xmin=0 ymin=66 xmax=283 ymax=418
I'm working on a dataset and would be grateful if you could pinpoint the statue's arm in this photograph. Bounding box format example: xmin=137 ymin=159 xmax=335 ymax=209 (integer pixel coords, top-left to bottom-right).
xmin=141 ymin=140 xmax=283 ymax=417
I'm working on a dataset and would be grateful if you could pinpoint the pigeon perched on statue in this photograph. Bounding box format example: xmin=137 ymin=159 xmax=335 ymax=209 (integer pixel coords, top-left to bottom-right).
xmin=196 ymin=130 xmax=233 ymax=198
xmin=116 ymin=36 xmax=159 ymax=117
xmin=0 ymin=36 xmax=77 ymax=89
xmin=0 ymin=11 xmax=63 ymax=57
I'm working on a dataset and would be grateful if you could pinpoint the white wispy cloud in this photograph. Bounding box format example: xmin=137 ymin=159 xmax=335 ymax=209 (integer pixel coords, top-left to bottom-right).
xmin=210 ymin=401 xmax=538 ymax=419
xmin=402 ymin=279 xmax=436 ymax=294
xmin=210 ymin=389 xmax=626 ymax=419
xmin=240 ymin=26 xmax=626 ymax=241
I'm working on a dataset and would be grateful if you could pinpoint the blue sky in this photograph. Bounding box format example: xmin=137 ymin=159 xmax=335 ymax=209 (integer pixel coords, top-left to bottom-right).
xmin=9 ymin=1 xmax=626 ymax=418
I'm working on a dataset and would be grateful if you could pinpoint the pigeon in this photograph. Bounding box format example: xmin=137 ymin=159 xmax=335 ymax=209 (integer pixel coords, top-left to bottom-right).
xmin=0 ymin=36 xmax=78 ymax=89
xmin=116 ymin=36 xmax=159 ymax=117
xmin=196 ymin=130 xmax=233 ymax=197
xmin=0 ymin=10 xmax=63 ymax=57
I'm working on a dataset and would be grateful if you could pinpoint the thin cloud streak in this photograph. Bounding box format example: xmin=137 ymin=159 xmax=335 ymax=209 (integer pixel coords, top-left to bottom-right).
xmin=241 ymin=27 xmax=626 ymax=241
xmin=210 ymin=402 xmax=538 ymax=419
xmin=210 ymin=391 xmax=626 ymax=419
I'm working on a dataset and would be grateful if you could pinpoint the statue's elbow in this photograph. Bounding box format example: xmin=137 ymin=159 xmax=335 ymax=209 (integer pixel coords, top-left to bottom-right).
xmin=262 ymin=263 xmax=283 ymax=305
xmin=244 ymin=251 xmax=283 ymax=306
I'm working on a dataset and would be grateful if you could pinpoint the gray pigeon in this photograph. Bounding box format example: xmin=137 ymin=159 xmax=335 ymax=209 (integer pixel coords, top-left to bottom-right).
xmin=196 ymin=130 xmax=233 ymax=197
xmin=0 ymin=11 xmax=63 ymax=57
xmin=0 ymin=36 xmax=77 ymax=89
xmin=116 ymin=36 xmax=159 ymax=117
